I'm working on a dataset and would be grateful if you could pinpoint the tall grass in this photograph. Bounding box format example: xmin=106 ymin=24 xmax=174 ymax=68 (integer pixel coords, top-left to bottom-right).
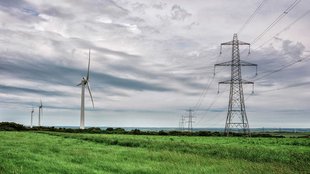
xmin=0 ymin=131 xmax=309 ymax=174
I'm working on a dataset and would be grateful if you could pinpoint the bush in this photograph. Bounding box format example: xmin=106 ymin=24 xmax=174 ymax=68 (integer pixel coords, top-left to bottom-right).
xmin=0 ymin=122 xmax=27 ymax=131
xmin=130 ymin=129 xmax=141 ymax=135
xmin=113 ymin=128 xmax=126 ymax=134
xmin=106 ymin=127 xmax=114 ymax=132
xmin=158 ymin=130 xmax=168 ymax=135
xmin=85 ymin=127 xmax=101 ymax=133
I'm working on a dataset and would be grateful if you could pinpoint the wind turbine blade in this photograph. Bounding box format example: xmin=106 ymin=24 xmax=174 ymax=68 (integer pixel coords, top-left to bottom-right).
xmin=86 ymin=49 xmax=91 ymax=81
xmin=40 ymin=99 xmax=42 ymax=107
xmin=86 ymin=83 xmax=94 ymax=108
xmin=76 ymin=82 xmax=82 ymax=86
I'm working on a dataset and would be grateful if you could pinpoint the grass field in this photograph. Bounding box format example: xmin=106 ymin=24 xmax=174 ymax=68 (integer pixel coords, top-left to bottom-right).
xmin=0 ymin=131 xmax=309 ymax=174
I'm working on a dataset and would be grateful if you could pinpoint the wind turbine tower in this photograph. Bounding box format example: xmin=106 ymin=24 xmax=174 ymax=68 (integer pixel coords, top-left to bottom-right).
xmin=30 ymin=107 xmax=34 ymax=128
xmin=38 ymin=100 xmax=43 ymax=126
xmin=77 ymin=49 xmax=94 ymax=129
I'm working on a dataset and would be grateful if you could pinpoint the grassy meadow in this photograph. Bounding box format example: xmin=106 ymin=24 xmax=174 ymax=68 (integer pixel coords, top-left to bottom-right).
xmin=0 ymin=131 xmax=309 ymax=174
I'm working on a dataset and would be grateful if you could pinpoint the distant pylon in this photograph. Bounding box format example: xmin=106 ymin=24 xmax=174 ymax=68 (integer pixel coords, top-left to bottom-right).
xmin=186 ymin=109 xmax=194 ymax=132
xmin=179 ymin=115 xmax=185 ymax=131
xmin=214 ymin=34 xmax=257 ymax=136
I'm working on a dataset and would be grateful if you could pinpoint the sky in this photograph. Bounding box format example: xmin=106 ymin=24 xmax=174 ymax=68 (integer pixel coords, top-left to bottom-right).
xmin=0 ymin=0 xmax=309 ymax=128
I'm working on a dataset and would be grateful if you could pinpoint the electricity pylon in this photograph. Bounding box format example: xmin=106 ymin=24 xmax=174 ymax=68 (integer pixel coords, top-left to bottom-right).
xmin=214 ymin=34 xmax=257 ymax=136
xmin=186 ymin=109 xmax=194 ymax=132
xmin=179 ymin=115 xmax=185 ymax=132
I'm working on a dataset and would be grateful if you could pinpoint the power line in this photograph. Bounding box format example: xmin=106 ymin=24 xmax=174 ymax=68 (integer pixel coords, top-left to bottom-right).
xmin=238 ymin=0 xmax=268 ymax=34
xmin=188 ymin=0 xmax=305 ymax=130
xmin=193 ymin=76 xmax=215 ymax=112
xmin=254 ymin=55 xmax=309 ymax=81
xmin=194 ymin=39 xmax=308 ymax=130
xmin=257 ymin=81 xmax=310 ymax=94
xmin=251 ymin=0 xmax=301 ymax=45
xmin=195 ymin=86 xmax=228 ymax=126
xmin=255 ymin=9 xmax=310 ymax=50
xmin=242 ymin=55 xmax=310 ymax=102
xmin=192 ymin=55 xmax=220 ymax=112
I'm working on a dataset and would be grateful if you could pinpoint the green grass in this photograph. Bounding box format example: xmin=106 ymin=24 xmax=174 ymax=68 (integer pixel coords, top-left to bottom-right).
xmin=0 ymin=132 xmax=309 ymax=174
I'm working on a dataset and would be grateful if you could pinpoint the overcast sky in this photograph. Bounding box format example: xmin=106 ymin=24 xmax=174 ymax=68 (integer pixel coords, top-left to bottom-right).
xmin=0 ymin=0 xmax=309 ymax=128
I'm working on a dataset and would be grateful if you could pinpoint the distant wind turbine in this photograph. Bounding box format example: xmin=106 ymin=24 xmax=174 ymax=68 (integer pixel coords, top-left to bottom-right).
xmin=38 ymin=100 xmax=43 ymax=126
xmin=77 ymin=49 xmax=94 ymax=129
xmin=30 ymin=107 xmax=34 ymax=128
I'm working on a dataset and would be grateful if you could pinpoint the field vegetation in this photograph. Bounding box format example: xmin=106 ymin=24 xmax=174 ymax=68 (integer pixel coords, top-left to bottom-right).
xmin=0 ymin=130 xmax=309 ymax=174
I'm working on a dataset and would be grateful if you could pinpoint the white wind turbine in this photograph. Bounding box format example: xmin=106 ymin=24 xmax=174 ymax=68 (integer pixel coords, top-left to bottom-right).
xmin=30 ymin=107 xmax=34 ymax=128
xmin=38 ymin=100 xmax=43 ymax=126
xmin=77 ymin=49 xmax=94 ymax=129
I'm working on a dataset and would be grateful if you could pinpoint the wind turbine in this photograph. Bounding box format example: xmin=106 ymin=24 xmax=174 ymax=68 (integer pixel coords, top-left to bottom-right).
xmin=38 ymin=100 xmax=43 ymax=126
xmin=30 ymin=107 xmax=34 ymax=128
xmin=77 ymin=49 xmax=94 ymax=129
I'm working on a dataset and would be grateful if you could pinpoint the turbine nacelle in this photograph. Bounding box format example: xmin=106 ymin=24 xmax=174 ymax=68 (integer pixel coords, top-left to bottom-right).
xmin=81 ymin=77 xmax=88 ymax=84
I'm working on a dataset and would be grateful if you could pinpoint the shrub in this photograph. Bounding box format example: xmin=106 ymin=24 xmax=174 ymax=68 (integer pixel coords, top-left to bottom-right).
xmin=0 ymin=122 xmax=27 ymax=131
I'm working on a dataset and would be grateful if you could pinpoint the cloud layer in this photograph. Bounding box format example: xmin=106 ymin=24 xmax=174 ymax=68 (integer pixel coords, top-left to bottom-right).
xmin=0 ymin=0 xmax=309 ymax=128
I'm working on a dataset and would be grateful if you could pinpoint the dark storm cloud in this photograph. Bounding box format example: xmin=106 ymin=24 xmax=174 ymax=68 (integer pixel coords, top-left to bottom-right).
xmin=108 ymin=63 xmax=209 ymax=92
xmin=0 ymin=0 xmax=29 ymax=8
xmin=68 ymin=37 xmax=140 ymax=59
xmin=0 ymin=84 xmax=66 ymax=96
xmin=0 ymin=100 xmax=36 ymax=108
xmin=0 ymin=0 xmax=42 ymax=22
xmin=0 ymin=55 xmax=174 ymax=92
xmin=40 ymin=6 xmax=74 ymax=19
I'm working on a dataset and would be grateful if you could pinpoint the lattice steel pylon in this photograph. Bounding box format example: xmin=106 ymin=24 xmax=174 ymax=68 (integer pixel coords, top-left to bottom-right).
xmin=214 ymin=34 xmax=257 ymax=136
xmin=186 ymin=109 xmax=194 ymax=132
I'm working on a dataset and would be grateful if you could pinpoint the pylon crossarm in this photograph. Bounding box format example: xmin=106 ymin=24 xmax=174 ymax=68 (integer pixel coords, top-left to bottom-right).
xmin=241 ymin=80 xmax=254 ymax=84
xmin=220 ymin=41 xmax=233 ymax=54
xmin=238 ymin=40 xmax=250 ymax=54
xmin=219 ymin=80 xmax=232 ymax=84
xmin=221 ymin=41 xmax=234 ymax=45
xmin=240 ymin=60 xmax=258 ymax=76
xmin=215 ymin=60 xmax=233 ymax=66
xmin=214 ymin=61 xmax=232 ymax=75
xmin=218 ymin=80 xmax=231 ymax=93
xmin=238 ymin=40 xmax=250 ymax=45
xmin=215 ymin=60 xmax=257 ymax=67
xmin=218 ymin=80 xmax=253 ymax=84
xmin=240 ymin=60 xmax=257 ymax=66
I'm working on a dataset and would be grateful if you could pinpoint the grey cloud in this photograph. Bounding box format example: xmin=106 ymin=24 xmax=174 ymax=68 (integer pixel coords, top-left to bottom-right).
xmin=0 ymin=0 xmax=29 ymax=8
xmin=171 ymin=5 xmax=191 ymax=21
xmin=94 ymin=73 xmax=174 ymax=92
xmin=40 ymin=6 xmax=74 ymax=19
xmin=153 ymin=2 xmax=167 ymax=10
xmin=0 ymin=0 xmax=43 ymax=22
xmin=80 ymin=0 xmax=129 ymax=18
xmin=0 ymin=84 xmax=66 ymax=96
xmin=0 ymin=0 xmax=309 ymax=127
xmin=0 ymin=55 xmax=174 ymax=92
xmin=67 ymin=37 xmax=140 ymax=59
xmin=108 ymin=62 xmax=210 ymax=93
xmin=282 ymin=40 xmax=305 ymax=58
xmin=131 ymin=2 xmax=147 ymax=14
